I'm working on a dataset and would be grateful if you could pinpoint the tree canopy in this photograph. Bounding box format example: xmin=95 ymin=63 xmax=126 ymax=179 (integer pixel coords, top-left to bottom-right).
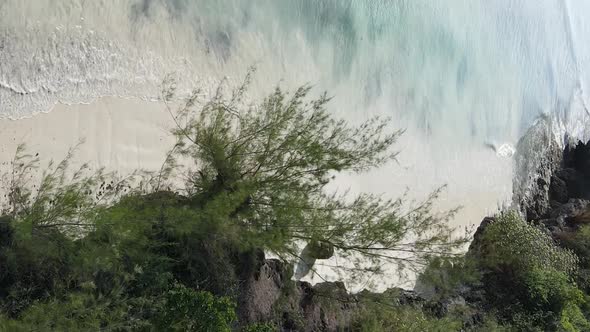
xmin=157 ymin=70 xmax=467 ymax=281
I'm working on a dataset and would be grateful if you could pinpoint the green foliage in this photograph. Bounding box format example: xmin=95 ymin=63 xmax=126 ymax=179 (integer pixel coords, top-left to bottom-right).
xmin=2 ymin=145 xmax=88 ymax=227
xmin=417 ymin=256 xmax=481 ymax=301
xmin=524 ymin=268 xmax=583 ymax=310
xmin=561 ymin=301 xmax=590 ymax=332
xmin=556 ymin=224 xmax=590 ymax=293
xmin=243 ymin=322 xmax=277 ymax=332
xmin=352 ymin=304 xmax=462 ymax=332
xmin=0 ymin=292 xmax=139 ymax=331
xmin=524 ymin=268 xmax=590 ymax=332
xmin=478 ymin=212 xmax=589 ymax=331
xmin=156 ymin=283 xmax=236 ymax=332
xmin=480 ymin=212 xmax=578 ymax=276
xmin=0 ymin=227 xmax=77 ymax=316
xmin=161 ymin=70 xmax=467 ymax=281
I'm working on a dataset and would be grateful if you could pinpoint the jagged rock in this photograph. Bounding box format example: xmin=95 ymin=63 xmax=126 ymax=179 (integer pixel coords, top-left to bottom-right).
xmin=359 ymin=287 xmax=425 ymax=307
xmin=549 ymin=175 xmax=568 ymax=204
xmin=512 ymin=117 xmax=563 ymax=221
xmin=512 ymin=119 xmax=590 ymax=223
xmin=297 ymin=281 xmax=358 ymax=331
xmin=538 ymin=140 xmax=590 ymax=240
xmin=236 ymin=138 xmax=590 ymax=331
xmin=237 ymin=251 xmax=360 ymax=331
xmin=391 ymin=289 xmax=425 ymax=306
xmin=554 ymin=168 xmax=589 ymax=200
xmin=563 ymin=140 xmax=590 ymax=177
xmin=467 ymin=216 xmax=495 ymax=257
xmin=294 ymin=241 xmax=335 ymax=280
xmin=237 ymin=258 xmax=287 ymax=324
xmin=237 ymin=252 xmax=447 ymax=331
xmin=550 ymin=199 xmax=590 ymax=222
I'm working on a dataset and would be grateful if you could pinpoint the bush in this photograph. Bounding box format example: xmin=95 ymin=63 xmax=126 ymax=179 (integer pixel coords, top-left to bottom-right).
xmin=480 ymin=212 xmax=578 ymax=275
xmin=0 ymin=291 xmax=151 ymax=331
xmin=352 ymin=305 xmax=462 ymax=332
xmin=0 ymin=226 xmax=77 ymax=317
xmin=416 ymin=256 xmax=481 ymax=301
xmin=524 ymin=268 xmax=590 ymax=332
xmin=243 ymin=322 xmax=277 ymax=332
xmin=478 ymin=212 xmax=589 ymax=330
xmin=155 ymin=283 xmax=237 ymax=332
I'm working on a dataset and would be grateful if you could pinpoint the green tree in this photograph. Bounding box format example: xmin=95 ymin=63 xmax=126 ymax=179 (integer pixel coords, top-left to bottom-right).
xmin=158 ymin=70 xmax=467 ymax=281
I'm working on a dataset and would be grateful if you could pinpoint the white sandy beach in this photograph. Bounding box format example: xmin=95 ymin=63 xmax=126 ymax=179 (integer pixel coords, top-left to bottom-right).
xmin=0 ymin=98 xmax=175 ymax=175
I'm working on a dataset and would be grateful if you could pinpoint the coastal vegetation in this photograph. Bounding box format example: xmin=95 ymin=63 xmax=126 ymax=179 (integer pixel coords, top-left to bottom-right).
xmin=1 ymin=75 xmax=590 ymax=331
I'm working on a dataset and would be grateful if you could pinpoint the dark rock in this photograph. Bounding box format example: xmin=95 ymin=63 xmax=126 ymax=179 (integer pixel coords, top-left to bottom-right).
xmin=554 ymin=168 xmax=590 ymax=200
xmin=237 ymin=252 xmax=460 ymax=331
xmin=550 ymin=199 xmax=590 ymax=222
xmin=467 ymin=216 xmax=495 ymax=256
xmin=513 ymin=121 xmax=590 ymax=222
xmin=237 ymin=252 xmax=360 ymax=331
xmin=236 ymin=138 xmax=590 ymax=330
xmin=563 ymin=140 xmax=590 ymax=178
xmin=549 ymin=175 xmax=568 ymax=204
xmin=359 ymin=287 xmax=425 ymax=307
xmin=297 ymin=281 xmax=358 ymax=331
xmin=426 ymin=296 xmax=466 ymax=318
xmin=393 ymin=289 xmax=425 ymax=306
xmin=306 ymin=240 xmax=335 ymax=260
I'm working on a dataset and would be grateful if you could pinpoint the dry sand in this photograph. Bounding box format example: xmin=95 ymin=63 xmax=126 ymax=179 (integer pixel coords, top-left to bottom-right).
xmin=0 ymin=98 xmax=175 ymax=174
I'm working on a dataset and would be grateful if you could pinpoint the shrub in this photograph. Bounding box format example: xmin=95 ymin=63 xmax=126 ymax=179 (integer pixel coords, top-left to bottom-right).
xmin=480 ymin=212 xmax=578 ymax=276
xmin=524 ymin=268 xmax=590 ymax=332
xmin=352 ymin=304 xmax=463 ymax=332
xmin=478 ymin=212 xmax=589 ymax=330
xmin=243 ymin=322 xmax=277 ymax=332
xmin=155 ymin=283 xmax=237 ymax=332
xmin=416 ymin=256 xmax=481 ymax=301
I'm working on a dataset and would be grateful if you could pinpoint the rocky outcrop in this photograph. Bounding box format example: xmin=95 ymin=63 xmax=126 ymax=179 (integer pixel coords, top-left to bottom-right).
xmin=238 ymin=258 xmax=287 ymax=324
xmin=236 ymin=252 xmax=437 ymax=331
xmin=512 ymin=117 xmax=563 ymax=220
xmin=461 ymin=138 xmax=590 ymax=329
xmin=514 ymin=139 xmax=590 ymax=241
xmin=511 ymin=118 xmax=590 ymax=225
xmin=237 ymin=253 xmax=364 ymax=330
xmin=472 ymin=137 xmax=590 ymax=253
xmin=235 ymin=248 xmax=359 ymax=331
